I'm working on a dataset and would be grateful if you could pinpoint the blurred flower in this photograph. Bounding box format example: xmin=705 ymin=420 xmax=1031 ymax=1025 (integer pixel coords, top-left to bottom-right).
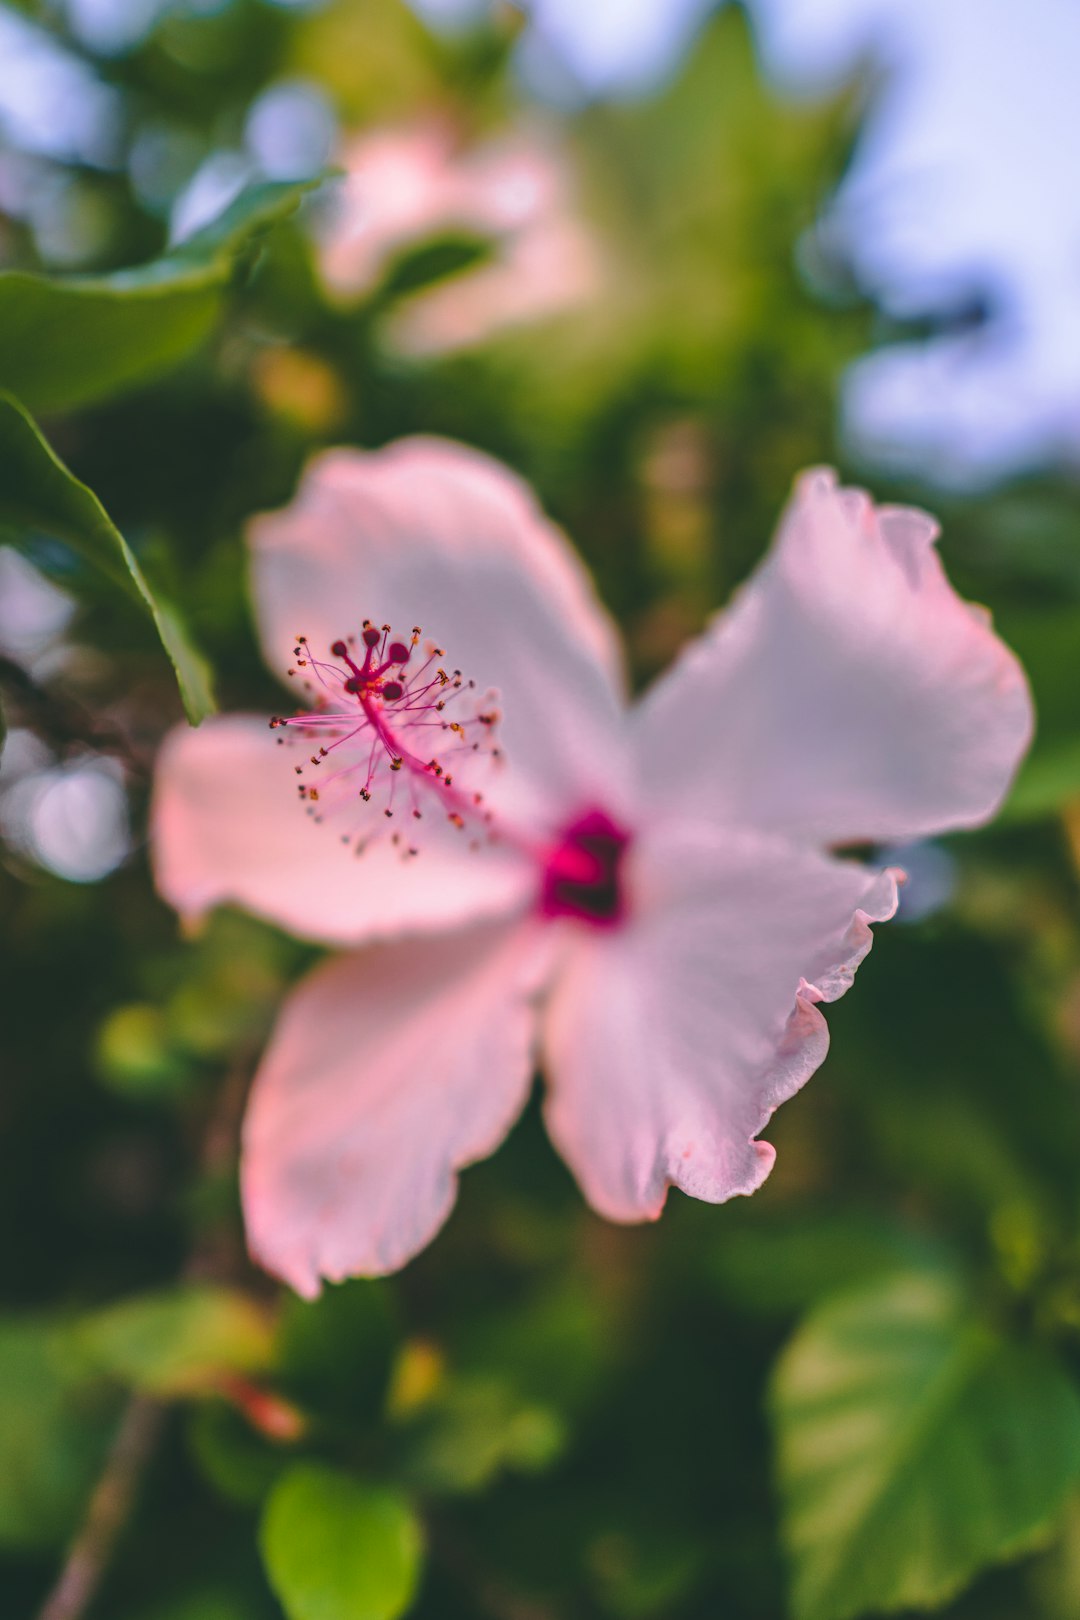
xmin=317 ymin=119 xmax=601 ymax=353
xmin=0 ymin=8 xmax=122 ymax=169
xmin=217 ymin=1374 xmax=308 ymax=1444
xmin=250 ymin=346 xmax=348 ymax=435
xmin=877 ymin=838 xmax=957 ymax=925
xmin=2 ymin=752 xmax=131 ymax=883
xmin=244 ymin=79 xmax=336 ymax=182
xmin=0 ymin=548 xmax=74 ymax=674
xmin=169 ymin=150 xmax=255 ymax=245
xmin=152 ymin=442 xmax=1032 ymax=1294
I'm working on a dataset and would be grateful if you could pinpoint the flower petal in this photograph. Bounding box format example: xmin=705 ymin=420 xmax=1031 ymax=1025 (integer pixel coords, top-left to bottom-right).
xmin=319 ymin=122 xmax=462 ymax=301
xmin=242 ymin=918 xmax=551 ymax=1293
xmin=541 ymin=826 xmax=899 ymax=1222
xmin=249 ymin=439 xmax=630 ymax=829
xmin=634 ymin=469 xmax=1033 ymax=846
xmin=151 ymin=715 xmax=533 ymax=945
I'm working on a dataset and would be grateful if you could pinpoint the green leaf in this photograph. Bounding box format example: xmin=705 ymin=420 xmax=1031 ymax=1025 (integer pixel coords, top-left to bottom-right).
xmin=0 ymin=179 xmax=321 ymax=413
xmin=377 ymin=232 xmax=492 ymax=301
xmin=127 ymin=1588 xmax=260 ymax=1620
xmin=75 ymin=1285 xmax=274 ymax=1396
xmin=996 ymin=604 xmax=1080 ymax=821
xmin=95 ymin=1003 xmax=193 ymax=1098
xmin=188 ymin=1400 xmax=291 ymax=1508
xmin=276 ymin=1277 xmax=397 ymax=1422
xmin=1002 ymin=736 xmax=1080 ymax=822
xmin=588 ymin=1524 xmax=708 ymax=1620
xmin=709 ymin=1210 xmax=948 ymax=1317
xmin=0 ymin=1315 xmax=117 ymax=1550
xmin=259 ymin=1464 xmax=423 ymax=1620
xmin=399 ymin=1375 xmax=566 ymax=1495
xmin=771 ymin=1268 xmax=1080 ymax=1620
xmin=0 ymin=394 xmax=214 ymax=722
xmin=127 ymin=1590 xmax=258 ymax=1620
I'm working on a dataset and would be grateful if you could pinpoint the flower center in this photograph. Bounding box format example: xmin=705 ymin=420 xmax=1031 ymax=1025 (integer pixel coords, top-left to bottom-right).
xmin=270 ymin=621 xmax=501 ymax=857
xmin=540 ymin=809 xmax=629 ymax=928
xmin=271 ymin=625 xmax=629 ymax=912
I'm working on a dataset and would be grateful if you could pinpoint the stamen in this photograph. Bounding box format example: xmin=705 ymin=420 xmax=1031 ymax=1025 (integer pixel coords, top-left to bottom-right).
xmin=271 ymin=620 xmax=503 ymax=859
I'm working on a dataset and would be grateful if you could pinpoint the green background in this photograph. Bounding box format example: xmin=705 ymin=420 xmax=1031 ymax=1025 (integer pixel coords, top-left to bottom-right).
xmin=3 ymin=4 xmax=1080 ymax=1619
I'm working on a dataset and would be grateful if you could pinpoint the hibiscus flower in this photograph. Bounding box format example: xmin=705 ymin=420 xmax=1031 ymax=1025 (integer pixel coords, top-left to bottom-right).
xmin=151 ymin=440 xmax=1032 ymax=1296
xmin=317 ymin=119 xmax=600 ymax=353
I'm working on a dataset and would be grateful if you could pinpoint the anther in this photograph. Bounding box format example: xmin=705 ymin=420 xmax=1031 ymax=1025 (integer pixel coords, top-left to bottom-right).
xmin=274 ymin=616 xmax=501 ymax=853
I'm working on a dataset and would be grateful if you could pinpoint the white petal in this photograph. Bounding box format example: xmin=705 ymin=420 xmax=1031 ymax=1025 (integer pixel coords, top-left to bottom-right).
xmin=243 ymin=919 xmax=552 ymax=1292
xmin=151 ymin=715 xmax=533 ymax=946
xmin=542 ymin=825 xmax=899 ymax=1221
xmin=634 ymin=470 xmax=1033 ymax=846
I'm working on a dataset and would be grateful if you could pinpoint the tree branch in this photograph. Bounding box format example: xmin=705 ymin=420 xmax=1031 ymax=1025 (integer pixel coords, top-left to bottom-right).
xmin=34 ymin=1395 xmax=165 ymax=1620
xmin=33 ymin=1048 xmax=257 ymax=1620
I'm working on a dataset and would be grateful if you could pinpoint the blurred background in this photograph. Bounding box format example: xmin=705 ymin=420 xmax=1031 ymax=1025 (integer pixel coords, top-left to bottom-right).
xmin=3 ymin=3 xmax=1080 ymax=1618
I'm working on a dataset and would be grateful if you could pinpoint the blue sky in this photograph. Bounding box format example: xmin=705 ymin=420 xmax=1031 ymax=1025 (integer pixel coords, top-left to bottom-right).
xmin=413 ymin=0 xmax=1080 ymax=488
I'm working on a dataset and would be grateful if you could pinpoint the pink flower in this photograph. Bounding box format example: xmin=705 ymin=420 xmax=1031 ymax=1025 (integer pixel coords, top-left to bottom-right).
xmin=317 ymin=120 xmax=600 ymax=352
xmin=151 ymin=441 xmax=1032 ymax=1296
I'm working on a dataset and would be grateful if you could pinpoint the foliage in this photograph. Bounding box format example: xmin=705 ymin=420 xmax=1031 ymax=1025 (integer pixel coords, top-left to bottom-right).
xmin=0 ymin=393 xmax=214 ymax=721
xmin=2 ymin=4 xmax=1080 ymax=1620
xmin=259 ymin=1466 xmax=422 ymax=1620
xmin=0 ymin=179 xmax=321 ymax=414
xmin=0 ymin=1317 xmax=118 ymax=1552
xmin=772 ymin=1266 xmax=1080 ymax=1619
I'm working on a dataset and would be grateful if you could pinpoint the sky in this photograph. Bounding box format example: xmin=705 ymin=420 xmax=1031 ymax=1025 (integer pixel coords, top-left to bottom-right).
xmin=412 ymin=0 xmax=1080 ymax=488
xmin=756 ymin=0 xmax=1080 ymax=487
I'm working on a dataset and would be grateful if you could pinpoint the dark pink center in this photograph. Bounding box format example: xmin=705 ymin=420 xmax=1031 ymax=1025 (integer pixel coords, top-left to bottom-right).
xmin=540 ymin=809 xmax=630 ymax=928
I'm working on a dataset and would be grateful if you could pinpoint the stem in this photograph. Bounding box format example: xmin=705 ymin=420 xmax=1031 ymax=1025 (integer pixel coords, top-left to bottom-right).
xmin=34 ymin=1395 xmax=165 ymax=1620
xmin=33 ymin=1051 xmax=257 ymax=1620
